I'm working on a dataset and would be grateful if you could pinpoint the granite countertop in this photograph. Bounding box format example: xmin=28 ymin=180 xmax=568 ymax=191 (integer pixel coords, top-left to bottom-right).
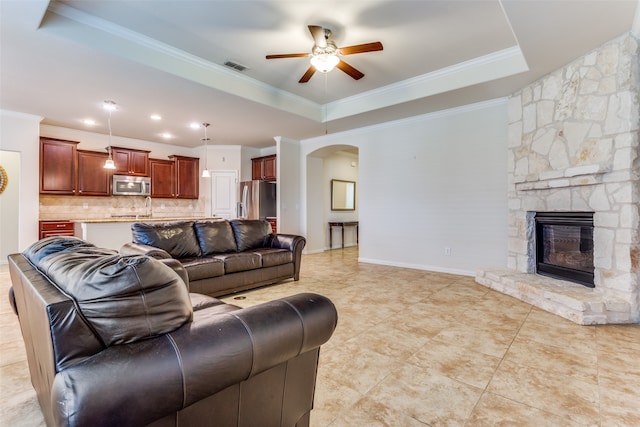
xmin=72 ymin=216 xmax=220 ymax=223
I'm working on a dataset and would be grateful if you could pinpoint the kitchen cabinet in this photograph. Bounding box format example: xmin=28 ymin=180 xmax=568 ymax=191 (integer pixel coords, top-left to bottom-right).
xmin=39 ymin=141 xmax=198 ymax=199
xmin=111 ymin=147 xmax=150 ymax=176
xmin=150 ymin=156 xmax=199 ymax=199
xmin=149 ymin=159 xmax=175 ymax=198
xmin=251 ymin=154 xmax=276 ymax=182
xmin=40 ymin=138 xmax=78 ymax=195
xmin=173 ymin=156 xmax=199 ymax=199
xmin=39 ymin=220 xmax=74 ymax=239
xmin=77 ymin=150 xmax=111 ymax=196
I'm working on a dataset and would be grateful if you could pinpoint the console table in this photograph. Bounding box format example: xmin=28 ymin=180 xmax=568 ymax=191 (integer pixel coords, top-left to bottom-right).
xmin=328 ymin=221 xmax=359 ymax=249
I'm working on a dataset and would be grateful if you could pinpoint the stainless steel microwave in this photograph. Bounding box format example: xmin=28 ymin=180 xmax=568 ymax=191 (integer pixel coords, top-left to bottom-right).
xmin=112 ymin=175 xmax=151 ymax=196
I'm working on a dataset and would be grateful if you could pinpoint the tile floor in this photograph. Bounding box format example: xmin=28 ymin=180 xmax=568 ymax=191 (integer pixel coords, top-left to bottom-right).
xmin=1 ymin=247 xmax=639 ymax=426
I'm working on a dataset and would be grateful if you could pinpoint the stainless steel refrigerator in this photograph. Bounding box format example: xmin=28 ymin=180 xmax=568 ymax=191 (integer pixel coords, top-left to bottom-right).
xmin=238 ymin=180 xmax=276 ymax=220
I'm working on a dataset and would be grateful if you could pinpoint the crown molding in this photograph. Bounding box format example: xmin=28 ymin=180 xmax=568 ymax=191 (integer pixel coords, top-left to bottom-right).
xmin=325 ymin=46 xmax=527 ymax=122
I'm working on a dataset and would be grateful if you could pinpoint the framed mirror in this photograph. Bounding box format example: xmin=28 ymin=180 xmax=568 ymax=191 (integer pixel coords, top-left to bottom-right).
xmin=331 ymin=179 xmax=356 ymax=211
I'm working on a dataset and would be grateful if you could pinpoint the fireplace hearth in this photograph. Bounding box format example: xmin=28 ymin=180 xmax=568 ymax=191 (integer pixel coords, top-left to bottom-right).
xmin=534 ymin=212 xmax=594 ymax=288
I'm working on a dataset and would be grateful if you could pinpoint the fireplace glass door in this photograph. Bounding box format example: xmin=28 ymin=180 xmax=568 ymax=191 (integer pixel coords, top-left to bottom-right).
xmin=535 ymin=212 xmax=594 ymax=287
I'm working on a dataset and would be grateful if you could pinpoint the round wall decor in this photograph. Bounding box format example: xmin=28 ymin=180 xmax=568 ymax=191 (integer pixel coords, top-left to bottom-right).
xmin=0 ymin=165 xmax=8 ymax=194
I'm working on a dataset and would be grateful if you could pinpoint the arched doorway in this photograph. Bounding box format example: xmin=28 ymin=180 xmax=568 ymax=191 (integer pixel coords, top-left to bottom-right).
xmin=304 ymin=145 xmax=359 ymax=253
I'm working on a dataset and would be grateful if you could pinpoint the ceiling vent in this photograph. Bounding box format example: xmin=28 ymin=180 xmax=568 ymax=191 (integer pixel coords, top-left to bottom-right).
xmin=224 ymin=60 xmax=249 ymax=72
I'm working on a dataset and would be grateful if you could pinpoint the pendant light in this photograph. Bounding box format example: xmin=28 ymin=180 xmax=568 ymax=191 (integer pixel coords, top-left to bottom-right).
xmin=201 ymin=123 xmax=211 ymax=178
xmin=103 ymin=100 xmax=117 ymax=169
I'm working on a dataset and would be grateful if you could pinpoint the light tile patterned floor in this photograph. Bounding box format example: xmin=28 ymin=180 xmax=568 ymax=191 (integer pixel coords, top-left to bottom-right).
xmin=2 ymin=247 xmax=639 ymax=426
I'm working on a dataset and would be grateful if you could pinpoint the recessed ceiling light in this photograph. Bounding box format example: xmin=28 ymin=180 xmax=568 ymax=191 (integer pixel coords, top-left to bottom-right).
xmin=150 ymin=114 xmax=161 ymax=121
xmin=161 ymin=132 xmax=173 ymax=139
xmin=83 ymin=119 xmax=96 ymax=126
xmin=189 ymin=122 xmax=201 ymax=129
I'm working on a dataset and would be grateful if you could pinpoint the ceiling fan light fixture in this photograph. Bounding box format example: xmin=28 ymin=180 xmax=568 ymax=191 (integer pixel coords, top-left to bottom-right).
xmin=310 ymin=53 xmax=339 ymax=73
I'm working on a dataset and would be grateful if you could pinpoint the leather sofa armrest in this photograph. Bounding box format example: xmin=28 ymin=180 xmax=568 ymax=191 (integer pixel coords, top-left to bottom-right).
xmin=50 ymin=293 xmax=337 ymax=427
xmin=120 ymin=242 xmax=172 ymax=260
xmin=269 ymin=234 xmax=306 ymax=280
xmin=120 ymin=245 xmax=188 ymax=290
xmin=158 ymin=258 xmax=189 ymax=291
xmin=268 ymin=234 xmax=305 ymax=252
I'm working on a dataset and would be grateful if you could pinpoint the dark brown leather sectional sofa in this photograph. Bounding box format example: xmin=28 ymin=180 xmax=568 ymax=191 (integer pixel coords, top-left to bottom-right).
xmin=120 ymin=219 xmax=306 ymax=297
xmin=8 ymin=236 xmax=337 ymax=427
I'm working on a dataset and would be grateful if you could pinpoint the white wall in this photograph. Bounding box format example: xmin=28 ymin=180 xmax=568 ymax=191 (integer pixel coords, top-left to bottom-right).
xmin=305 ymin=156 xmax=324 ymax=253
xmin=300 ymin=99 xmax=508 ymax=276
xmin=240 ymin=147 xmax=261 ymax=182
xmin=276 ymin=136 xmax=302 ymax=235
xmin=0 ymin=111 xmax=42 ymax=255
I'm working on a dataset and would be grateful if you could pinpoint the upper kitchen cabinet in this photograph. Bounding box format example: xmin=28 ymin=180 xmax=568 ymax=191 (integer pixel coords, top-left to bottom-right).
xmin=151 ymin=156 xmax=199 ymax=199
xmin=40 ymin=137 xmax=78 ymax=195
xmin=251 ymin=154 xmax=276 ymax=182
xmin=149 ymin=159 xmax=175 ymax=198
xmin=111 ymin=147 xmax=150 ymax=176
xmin=77 ymin=150 xmax=111 ymax=196
xmin=172 ymin=155 xmax=199 ymax=199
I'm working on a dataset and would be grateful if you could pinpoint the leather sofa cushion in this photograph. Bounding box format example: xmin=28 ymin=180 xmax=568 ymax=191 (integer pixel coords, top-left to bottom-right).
xmin=28 ymin=241 xmax=192 ymax=347
xmin=180 ymin=256 xmax=225 ymax=281
xmin=23 ymin=235 xmax=97 ymax=265
xmin=193 ymin=220 xmax=238 ymax=255
xmin=230 ymin=219 xmax=272 ymax=252
xmin=251 ymin=248 xmax=293 ymax=267
xmin=189 ymin=293 xmax=228 ymax=311
xmin=132 ymin=221 xmax=201 ymax=259
xmin=214 ymin=253 xmax=261 ymax=274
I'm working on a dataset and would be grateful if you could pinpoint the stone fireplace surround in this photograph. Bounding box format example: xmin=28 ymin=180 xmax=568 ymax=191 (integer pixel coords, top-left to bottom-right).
xmin=476 ymin=33 xmax=639 ymax=325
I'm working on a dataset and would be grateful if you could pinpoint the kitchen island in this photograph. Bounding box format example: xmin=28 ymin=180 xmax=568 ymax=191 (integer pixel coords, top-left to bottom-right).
xmin=73 ymin=217 xmax=219 ymax=250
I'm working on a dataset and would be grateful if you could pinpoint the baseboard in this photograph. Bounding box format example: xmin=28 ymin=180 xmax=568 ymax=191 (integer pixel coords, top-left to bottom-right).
xmin=357 ymin=257 xmax=475 ymax=277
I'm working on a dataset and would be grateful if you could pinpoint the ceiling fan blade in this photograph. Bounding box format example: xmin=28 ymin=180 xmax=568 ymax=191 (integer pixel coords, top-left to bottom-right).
xmin=299 ymin=65 xmax=316 ymax=83
xmin=308 ymin=25 xmax=326 ymax=47
xmin=336 ymin=60 xmax=364 ymax=80
xmin=266 ymin=53 xmax=310 ymax=59
xmin=339 ymin=41 xmax=383 ymax=55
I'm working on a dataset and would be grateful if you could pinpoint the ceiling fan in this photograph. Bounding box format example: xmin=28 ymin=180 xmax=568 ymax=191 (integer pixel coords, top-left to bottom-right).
xmin=266 ymin=25 xmax=383 ymax=83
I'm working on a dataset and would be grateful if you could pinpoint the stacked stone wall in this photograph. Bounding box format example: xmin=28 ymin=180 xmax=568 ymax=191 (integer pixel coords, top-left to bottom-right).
xmin=485 ymin=32 xmax=640 ymax=323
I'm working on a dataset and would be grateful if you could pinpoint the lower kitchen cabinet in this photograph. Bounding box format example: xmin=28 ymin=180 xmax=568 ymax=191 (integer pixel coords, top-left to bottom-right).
xmin=39 ymin=220 xmax=74 ymax=239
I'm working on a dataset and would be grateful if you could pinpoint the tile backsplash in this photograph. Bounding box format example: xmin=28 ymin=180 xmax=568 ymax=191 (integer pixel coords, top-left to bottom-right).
xmin=39 ymin=195 xmax=205 ymax=221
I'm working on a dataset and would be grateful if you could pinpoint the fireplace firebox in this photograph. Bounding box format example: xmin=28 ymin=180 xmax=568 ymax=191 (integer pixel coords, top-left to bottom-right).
xmin=534 ymin=212 xmax=594 ymax=288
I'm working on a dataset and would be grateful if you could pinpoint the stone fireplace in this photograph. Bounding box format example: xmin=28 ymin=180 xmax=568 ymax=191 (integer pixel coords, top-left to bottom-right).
xmin=533 ymin=211 xmax=594 ymax=288
xmin=476 ymin=33 xmax=640 ymax=324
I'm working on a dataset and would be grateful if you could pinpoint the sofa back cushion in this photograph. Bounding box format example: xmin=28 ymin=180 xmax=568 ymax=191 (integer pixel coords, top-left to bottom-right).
xmin=24 ymin=237 xmax=193 ymax=348
xmin=193 ymin=220 xmax=238 ymax=255
xmin=230 ymin=219 xmax=272 ymax=252
xmin=23 ymin=235 xmax=97 ymax=265
xmin=131 ymin=221 xmax=201 ymax=258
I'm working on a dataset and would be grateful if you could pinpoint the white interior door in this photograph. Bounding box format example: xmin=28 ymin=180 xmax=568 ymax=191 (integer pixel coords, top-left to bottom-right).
xmin=210 ymin=170 xmax=237 ymax=219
